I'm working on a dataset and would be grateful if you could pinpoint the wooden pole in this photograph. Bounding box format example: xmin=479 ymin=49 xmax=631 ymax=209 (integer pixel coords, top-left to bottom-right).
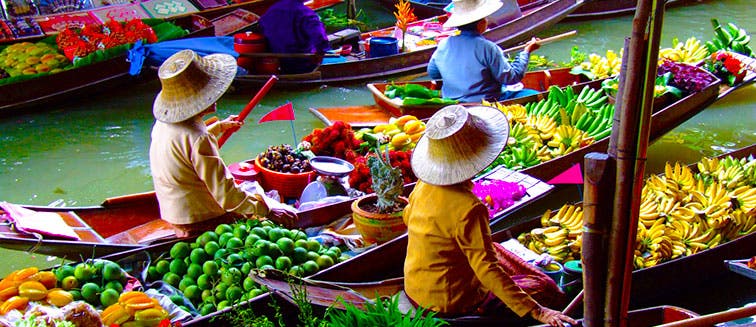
xmin=604 ymin=0 xmax=666 ymax=325
xmin=217 ymin=75 xmax=278 ymax=148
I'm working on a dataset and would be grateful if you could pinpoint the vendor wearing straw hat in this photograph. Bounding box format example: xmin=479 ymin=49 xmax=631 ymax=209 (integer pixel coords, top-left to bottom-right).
xmin=403 ymin=105 xmax=576 ymax=326
xmin=428 ymin=0 xmax=541 ymax=103
xmin=149 ymin=49 xmax=297 ymax=237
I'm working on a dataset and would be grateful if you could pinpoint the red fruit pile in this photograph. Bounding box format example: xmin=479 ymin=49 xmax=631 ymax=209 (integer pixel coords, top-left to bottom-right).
xmin=301 ymin=121 xmax=362 ymax=160
xmin=56 ymin=19 xmax=158 ymax=60
xmin=348 ymin=149 xmax=416 ymax=194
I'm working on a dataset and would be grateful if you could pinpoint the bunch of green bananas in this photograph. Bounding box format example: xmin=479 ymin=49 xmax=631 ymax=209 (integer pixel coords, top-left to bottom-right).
xmin=705 ymin=19 xmax=753 ymax=57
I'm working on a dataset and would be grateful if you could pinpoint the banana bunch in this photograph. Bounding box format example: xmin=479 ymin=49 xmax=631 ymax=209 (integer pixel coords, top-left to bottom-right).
xmin=658 ymin=37 xmax=710 ymax=65
xmin=546 ymin=125 xmax=593 ymax=157
xmin=101 ymin=291 xmax=170 ymax=327
xmin=370 ymin=115 xmax=426 ymax=151
xmin=517 ymin=204 xmax=584 ymax=262
xmin=485 ymin=101 xmax=529 ymax=124
xmin=577 ymin=49 xmax=623 ymax=80
xmin=705 ymin=19 xmax=753 ymax=57
xmin=507 ymin=122 xmax=541 ymax=149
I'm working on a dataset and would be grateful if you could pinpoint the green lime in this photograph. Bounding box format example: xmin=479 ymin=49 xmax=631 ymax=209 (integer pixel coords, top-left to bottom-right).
xmin=80 ymin=282 xmax=100 ymax=305
xmin=245 ymin=219 xmax=261 ymax=229
xmin=261 ymin=219 xmax=275 ymax=228
xmin=54 ymin=265 xmax=75 ymax=282
xmin=203 ymin=260 xmax=220 ymax=277
xmin=255 ymin=255 xmax=274 ymax=269
xmin=214 ymin=283 xmax=229 ymax=300
xmin=306 ymin=239 xmax=321 ymax=253
xmin=251 ymin=239 xmax=271 ymax=257
xmin=93 ymin=260 xmax=106 ymax=275
xmin=61 ymin=275 xmax=79 ymax=290
xmin=100 ymin=288 xmax=119 ymax=307
xmin=170 ymin=242 xmax=191 ymax=259
xmin=187 ymin=263 xmax=203 ymax=280
xmin=217 ymin=300 xmax=231 ymax=311
xmin=293 ymin=230 xmax=308 ymax=241
xmin=302 ymin=260 xmax=320 ymax=276
xmin=225 ymin=285 xmax=244 ymax=303
xmin=242 ymin=276 xmax=256 ymax=291
xmin=251 ymin=227 xmax=269 ymax=240
xmin=69 ymin=290 xmax=82 ymax=301
xmin=275 ymin=256 xmax=293 ymax=271
xmin=244 ymin=234 xmax=262 ymax=248
xmin=155 ymin=259 xmax=171 ymax=275
xmin=147 ymin=266 xmax=161 ymax=281
xmin=339 ymin=253 xmax=351 ymax=263
xmin=196 ymin=231 xmax=215 ymax=247
xmin=240 ymin=262 xmax=253 ymax=276
xmin=201 ymin=289 xmax=214 ymax=303
xmin=325 ymin=249 xmax=340 ymax=262
xmin=73 ymin=263 xmax=94 ymax=282
xmin=221 ymin=267 xmax=242 ymax=285
xmin=190 ymin=248 xmax=209 ymax=264
xmin=306 ymin=251 xmax=320 ymax=262
xmin=294 ymin=239 xmax=309 ymax=249
xmin=179 ymin=276 xmax=196 ymax=291
xmin=215 ymin=224 xmax=233 ymax=236
xmin=327 ymin=246 xmax=342 ymax=257
xmin=267 ymin=228 xmax=285 ymax=242
xmin=218 ymin=232 xmax=234 ymax=247
xmin=214 ymin=248 xmax=229 ymax=261
xmin=204 ymin=241 xmax=221 ymax=257
xmin=227 ymin=253 xmax=244 ymax=267
xmin=170 ymin=294 xmax=185 ymax=305
xmin=197 ymin=274 xmax=212 ymax=291
xmin=184 ymin=285 xmax=201 ymax=302
xmin=288 ymin=265 xmax=303 ymax=277
xmin=225 ymin=237 xmax=244 ymax=250
xmin=200 ymin=302 xmax=216 ymax=315
xmin=233 ymin=225 xmax=249 ymax=239
xmin=283 ymin=228 xmax=294 ymax=240
xmin=268 ymin=243 xmax=283 ymax=258
xmin=276 ymin=237 xmax=295 ymax=255
xmin=102 ymin=262 xmax=123 ymax=281
xmin=249 ymin=288 xmax=265 ymax=299
xmin=163 ymin=272 xmax=181 ymax=288
xmin=292 ymin=247 xmax=308 ymax=264
xmin=104 ymin=280 xmax=124 ymax=293
xmin=315 ymin=255 xmax=335 ymax=270
xmin=170 ymin=258 xmax=188 ymax=276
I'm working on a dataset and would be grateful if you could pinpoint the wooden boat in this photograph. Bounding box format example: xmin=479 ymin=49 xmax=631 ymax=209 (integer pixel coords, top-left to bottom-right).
xmin=231 ymin=0 xmax=584 ymax=88
xmin=564 ymin=0 xmax=707 ymax=22
xmin=0 ymin=164 xmax=552 ymax=258
xmin=0 ymin=0 xmax=342 ymax=116
xmin=307 ymin=144 xmax=756 ymax=310
xmin=309 ymin=66 xmax=584 ymax=127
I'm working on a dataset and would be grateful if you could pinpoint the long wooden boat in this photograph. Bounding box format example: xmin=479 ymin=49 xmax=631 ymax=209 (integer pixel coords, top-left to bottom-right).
xmin=308 ymin=144 xmax=756 ymax=310
xmin=309 ymin=67 xmax=584 ymax=127
xmin=564 ymin=0 xmax=708 ymax=22
xmin=0 ymin=0 xmax=342 ymax=116
xmin=231 ymin=0 xmax=583 ymax=88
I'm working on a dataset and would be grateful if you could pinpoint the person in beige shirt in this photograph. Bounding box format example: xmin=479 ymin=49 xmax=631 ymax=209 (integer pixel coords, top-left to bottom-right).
xmin=149 ymin=49 xmax=297 ymax=237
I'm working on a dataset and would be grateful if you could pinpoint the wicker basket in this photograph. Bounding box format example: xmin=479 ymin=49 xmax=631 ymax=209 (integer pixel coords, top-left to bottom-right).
xmin=254 ymin=158 xmax=315 ymax=199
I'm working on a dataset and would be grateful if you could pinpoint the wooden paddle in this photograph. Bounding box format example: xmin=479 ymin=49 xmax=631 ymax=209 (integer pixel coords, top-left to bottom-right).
xmin=217 ymin=75 xmax=279 ymax=148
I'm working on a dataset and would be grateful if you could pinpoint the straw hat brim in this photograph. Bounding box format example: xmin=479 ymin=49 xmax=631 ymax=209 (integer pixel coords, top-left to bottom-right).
xmin=443 ymin=0 xmax=504 ymax=28
xmin=411 ymin=105 xmax=509 ymax=186
xmin=153 ymin=51 xmax=237 ymax=123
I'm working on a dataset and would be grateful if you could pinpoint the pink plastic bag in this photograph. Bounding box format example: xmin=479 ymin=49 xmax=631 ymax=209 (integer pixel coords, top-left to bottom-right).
xmin=0 ymin=202 xmax=80 ymax=240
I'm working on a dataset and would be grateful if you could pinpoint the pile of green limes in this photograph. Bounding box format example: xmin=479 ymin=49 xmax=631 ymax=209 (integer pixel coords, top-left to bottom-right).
xmin=52 ymin=259 xmax=127 ymax=308
xmin=146 ymin=219 xmax=349 ymax=316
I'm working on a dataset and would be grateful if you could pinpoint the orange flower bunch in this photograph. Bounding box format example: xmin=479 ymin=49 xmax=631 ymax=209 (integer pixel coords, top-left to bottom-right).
xmin=394 ymin=0 xmax=417 ymax=51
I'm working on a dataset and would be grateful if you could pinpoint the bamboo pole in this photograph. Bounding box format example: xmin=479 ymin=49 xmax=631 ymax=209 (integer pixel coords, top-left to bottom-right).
xmin=604 ymin=0 xmax=666 ymax=325
xmin=581 ymin=152 xmax=615 ymax=326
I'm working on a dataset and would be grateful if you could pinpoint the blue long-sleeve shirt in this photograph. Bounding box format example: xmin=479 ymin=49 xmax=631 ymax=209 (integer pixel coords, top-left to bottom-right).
xmin=428 ymin=30 xmax=530 ymax=102
xmin=259 ymin=0 xmax=330 ymax=73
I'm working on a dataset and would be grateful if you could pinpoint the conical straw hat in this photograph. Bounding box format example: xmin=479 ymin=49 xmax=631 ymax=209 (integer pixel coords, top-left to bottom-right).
xmin=411 ymin=105 xmax=509 ymax=185
xmin=153 ymin=49 xmax=237 ymax=123
xmin=443 ymin=0 xmax=504 ymax=28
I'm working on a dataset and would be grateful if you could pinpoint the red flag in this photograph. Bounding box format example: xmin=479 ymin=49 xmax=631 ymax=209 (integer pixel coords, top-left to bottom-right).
xmin=258 ymin=102 xmax=295 ymax=123
xmin=547 ymin=163 xmax=583 ymax=185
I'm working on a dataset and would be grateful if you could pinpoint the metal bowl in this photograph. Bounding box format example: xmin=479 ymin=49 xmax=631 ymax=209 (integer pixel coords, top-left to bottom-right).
xmin=309 ymin=156 xmax=354 ymax=178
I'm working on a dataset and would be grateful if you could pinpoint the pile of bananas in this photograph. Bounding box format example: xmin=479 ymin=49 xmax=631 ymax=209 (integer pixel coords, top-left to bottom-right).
xmin=517 ymin=153 xmax=756 ymax=269
xmin=359 ymin=115 xmax=426 ymax=151
xmin=101 ymin=291 xmax=170 ymax=327
xmin=576 ymin=49 xmax=623 ymax=80
xmin=658 ymin=37 xmax=710 ymax=65
xmin=481 ymin=85 xmax=614 ymax=171
xmin=705 ymin=19 xmax=753 ymax=57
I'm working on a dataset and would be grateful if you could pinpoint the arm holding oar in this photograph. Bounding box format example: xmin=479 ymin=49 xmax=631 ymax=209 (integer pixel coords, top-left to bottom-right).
xmin=216 ymin=75 xmax=279 ymax=148
xmin=501 ymin=30 xmax=578 ymax=55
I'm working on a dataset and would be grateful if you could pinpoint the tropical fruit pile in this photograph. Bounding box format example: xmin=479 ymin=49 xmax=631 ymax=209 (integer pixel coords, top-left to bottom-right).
xmin=0 ymin=41 xmax=70 ymax=78
xmin=100 ymin=291 xmax=169 ymax=326
xmin=257 ymin=144 xmax=312 ymax=174
xmin=0 ymin=267 xmax=70 ymax=314
xmin=517 ymin=153 xmax=756 ymax=269
xmin=145 ymin=219 xmax=347 ymax=316
xmin=51 ymin=259 xmax=129 ymax=308
xmin=481 ymin=85 xmax=613 ymax=172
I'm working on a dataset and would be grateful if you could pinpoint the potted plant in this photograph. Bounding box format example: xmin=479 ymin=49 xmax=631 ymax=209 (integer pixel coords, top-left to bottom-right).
xmin=351 ymin=140 xmax=409 ymax=244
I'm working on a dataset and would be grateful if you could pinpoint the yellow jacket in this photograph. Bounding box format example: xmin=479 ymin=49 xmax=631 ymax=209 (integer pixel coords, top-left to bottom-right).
xmin=403 ymin=180 xmax=537 ymax=316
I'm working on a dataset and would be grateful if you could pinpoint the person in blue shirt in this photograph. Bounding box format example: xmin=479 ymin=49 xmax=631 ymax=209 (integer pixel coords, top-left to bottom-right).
xmin=428 ymin=0 xmax=541 ymax=103
xmin=258 ymin=0 xmax=331 ymax=74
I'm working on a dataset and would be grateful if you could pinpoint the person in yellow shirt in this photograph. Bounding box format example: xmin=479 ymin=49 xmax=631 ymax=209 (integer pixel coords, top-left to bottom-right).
xmin=149 ymin=49 xmax=297 ymax=237
xmin=404 ymin=104 xmax=576 ymax=326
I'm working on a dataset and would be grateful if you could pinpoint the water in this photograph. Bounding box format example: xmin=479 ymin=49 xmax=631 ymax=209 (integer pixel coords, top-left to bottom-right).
xmin=0 ymin=0 xmax=755 ymax=315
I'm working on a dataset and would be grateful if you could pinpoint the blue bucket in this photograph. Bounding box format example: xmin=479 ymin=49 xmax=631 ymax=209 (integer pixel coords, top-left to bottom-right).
xmin=369 ymin=37 xmax=399 ymax=58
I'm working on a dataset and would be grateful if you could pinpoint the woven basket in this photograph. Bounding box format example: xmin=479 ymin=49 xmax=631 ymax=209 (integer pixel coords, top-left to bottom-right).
xmin=254 ymin=158 xmax=315 ymax=199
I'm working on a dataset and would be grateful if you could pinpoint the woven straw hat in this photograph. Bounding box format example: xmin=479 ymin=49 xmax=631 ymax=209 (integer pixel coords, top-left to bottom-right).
xmin=411 ymin=105 xmax=509 ymax=185
xmin=153 ymin=49 xmax=237 ymax=123
xmin=443 ymin=0 xmax=503 ymax=28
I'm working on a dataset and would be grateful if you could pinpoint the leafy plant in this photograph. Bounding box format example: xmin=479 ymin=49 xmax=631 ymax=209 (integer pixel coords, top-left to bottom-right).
xmin=318 ymin=8 xmax=370 ymax=33
xmin=323 ymin=294 xmax=449 ymax=327
xmin=367 ymin=141 xmax=405 ymax=214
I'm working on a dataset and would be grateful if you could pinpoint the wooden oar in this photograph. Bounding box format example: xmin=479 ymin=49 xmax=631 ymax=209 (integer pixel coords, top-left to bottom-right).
xmin=217 ymin=75 xmax=279 ymax=148
xmin=655 ymin=304 xmax=756 ymax=327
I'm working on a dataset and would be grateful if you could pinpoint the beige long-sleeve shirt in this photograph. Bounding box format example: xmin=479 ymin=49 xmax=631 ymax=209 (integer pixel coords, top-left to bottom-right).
xmin=403 ymin=180 xmax=538 ymax=316
xmin=149 ymin=116 xmax=269 ymax=225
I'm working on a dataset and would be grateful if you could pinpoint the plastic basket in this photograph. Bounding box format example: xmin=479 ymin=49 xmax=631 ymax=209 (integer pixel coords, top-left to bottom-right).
xmin=254 ymin=157 xmax=315 ymax=199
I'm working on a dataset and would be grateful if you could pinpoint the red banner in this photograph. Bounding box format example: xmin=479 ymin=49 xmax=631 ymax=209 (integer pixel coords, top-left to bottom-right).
xmin=259 ymin=102 xmax=295 ymax=123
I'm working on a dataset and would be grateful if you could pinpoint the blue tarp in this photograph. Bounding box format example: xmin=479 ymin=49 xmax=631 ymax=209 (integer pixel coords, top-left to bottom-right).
xmin=128 ymin=36 xmax=238 ymax=76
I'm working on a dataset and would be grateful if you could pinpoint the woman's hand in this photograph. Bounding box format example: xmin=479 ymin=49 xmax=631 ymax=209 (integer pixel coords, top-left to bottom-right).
xmin=267 ymin=207 xmax=299 ymax=228
xmin=218 ymin=115 xmax=243 ymax=133
xmin=524 ymin=37 xmax=541 ymax=53
xmin=530 ymin=305 xmax=578 ymax=327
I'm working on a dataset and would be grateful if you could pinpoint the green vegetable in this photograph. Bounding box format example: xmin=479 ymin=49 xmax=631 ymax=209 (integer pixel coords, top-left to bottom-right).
xmin=401 ymin=97 xmax=458 ymax=106
xmin=384 ymin=83 xmax=440 ymax=99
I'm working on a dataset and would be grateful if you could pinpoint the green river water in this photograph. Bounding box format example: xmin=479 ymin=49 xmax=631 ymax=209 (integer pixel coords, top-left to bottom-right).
xmin=0 ymin=0 xmax=754 ymax=316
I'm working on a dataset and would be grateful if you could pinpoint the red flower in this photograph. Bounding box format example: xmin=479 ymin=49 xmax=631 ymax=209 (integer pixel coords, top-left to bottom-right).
xmin=723 ymin=57 xmax=743 ymax=75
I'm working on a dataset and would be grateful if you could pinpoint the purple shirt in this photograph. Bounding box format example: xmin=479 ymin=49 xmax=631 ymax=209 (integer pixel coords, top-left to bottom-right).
xmin=259 ymin=0 xmax=330 ymax=54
